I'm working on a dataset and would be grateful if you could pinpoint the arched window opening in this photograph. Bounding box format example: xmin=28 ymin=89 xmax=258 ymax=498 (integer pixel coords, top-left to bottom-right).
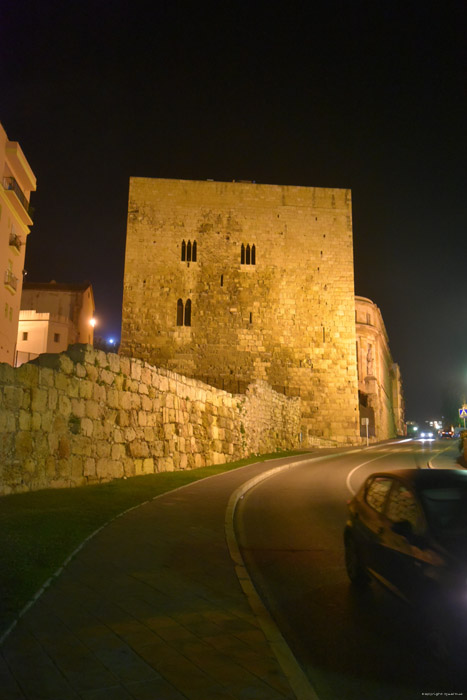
xmin=184 ymin=299 xmax=192 ymax=327
xmin=192 ymin=240 xmax=197 ymax=262
xmin=177 ymin=299 xmax=184 ymax=326
xmin=187 ymin=240 xmax=192 ymax=262
xmin=241 ymin=243 xmax=256 ymax=265
xmin=181 ymin=240 xmax=186 ymax=262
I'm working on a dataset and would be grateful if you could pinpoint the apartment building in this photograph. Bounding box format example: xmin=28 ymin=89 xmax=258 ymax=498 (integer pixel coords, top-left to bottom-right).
xmin=355 ymin=296 xmax=405 ymax=439
xmin=0 ymin=123 xmax=36 ymax=365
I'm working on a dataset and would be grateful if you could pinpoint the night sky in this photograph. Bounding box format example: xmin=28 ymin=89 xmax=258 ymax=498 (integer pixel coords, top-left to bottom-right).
xmin=1 ymin=1 xmax=466 ymax=423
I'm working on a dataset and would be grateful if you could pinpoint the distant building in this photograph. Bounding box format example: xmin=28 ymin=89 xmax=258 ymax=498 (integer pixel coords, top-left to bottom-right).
xmin=16 ymin=281 xmax=95 ymax=366
xmin=355 ymin=296 xmax=405 ymax=439
xmin=0 ymin=123 xmax=36 ymax=365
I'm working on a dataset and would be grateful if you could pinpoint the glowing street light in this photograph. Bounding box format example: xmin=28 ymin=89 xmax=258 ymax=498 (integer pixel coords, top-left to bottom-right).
xmin=90 ymin=317 xmax=97 ymax=328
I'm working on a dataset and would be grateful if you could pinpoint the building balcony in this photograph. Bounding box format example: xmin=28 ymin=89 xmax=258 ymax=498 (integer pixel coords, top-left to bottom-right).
xmin=9 ymin=232 xmax=23 ymax=254
xmin=2 ymin=177 xmax=33 ymax=225
xmin=4 ymin=269 xmax=18 ymax=293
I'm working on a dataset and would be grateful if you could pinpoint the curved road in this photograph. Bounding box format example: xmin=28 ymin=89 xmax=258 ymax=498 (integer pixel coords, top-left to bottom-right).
xmin=236 ymin=439 xmax=467 ymax=699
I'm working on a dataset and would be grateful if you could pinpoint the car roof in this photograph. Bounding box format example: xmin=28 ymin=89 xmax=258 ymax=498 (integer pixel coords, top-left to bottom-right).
xmin=367 ymin=468 xmax=467 ymax=490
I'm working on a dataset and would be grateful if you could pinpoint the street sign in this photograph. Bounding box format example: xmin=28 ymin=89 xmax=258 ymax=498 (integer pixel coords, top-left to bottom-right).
xmin=361 ymin=418 xmax=369 ymax=426
xmin=459 ymin=408 xmax=467 ymax=418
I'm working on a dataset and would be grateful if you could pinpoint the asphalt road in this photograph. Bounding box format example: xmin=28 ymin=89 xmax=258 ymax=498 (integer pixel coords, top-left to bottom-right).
xmin=236 ymin=439 xmax=467 ymax=699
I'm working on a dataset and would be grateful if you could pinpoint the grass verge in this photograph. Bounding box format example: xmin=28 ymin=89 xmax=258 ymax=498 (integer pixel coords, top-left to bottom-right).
xmin=0 ymin=450 xmax=306 ymax=634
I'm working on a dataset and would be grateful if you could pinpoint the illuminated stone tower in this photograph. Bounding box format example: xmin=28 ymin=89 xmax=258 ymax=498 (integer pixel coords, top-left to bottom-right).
xmin=121 ymin=178 xmax=359 ymax=444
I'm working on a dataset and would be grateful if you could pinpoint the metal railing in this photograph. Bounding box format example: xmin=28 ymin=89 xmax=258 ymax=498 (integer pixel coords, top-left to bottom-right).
xmin=2 ymin=176 xmax=30 ymax=214
xmin=4 ymin=269 xmax=18 ymax=291
xmin=15 ymin=350 xmax=39 ymax=367
xmin=9 ymin=232 xmax=23 ymax=251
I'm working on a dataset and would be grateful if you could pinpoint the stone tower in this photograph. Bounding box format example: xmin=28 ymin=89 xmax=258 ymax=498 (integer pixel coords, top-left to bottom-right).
xmin=121 ymin=178 xmax=359 ymax=444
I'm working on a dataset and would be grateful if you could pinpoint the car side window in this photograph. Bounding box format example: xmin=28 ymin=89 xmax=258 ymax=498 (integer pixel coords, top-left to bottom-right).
xmin=365 ymin=477 xmax=393 ymax=513
xmin=386 ymin=483 xmax=421 ymax=530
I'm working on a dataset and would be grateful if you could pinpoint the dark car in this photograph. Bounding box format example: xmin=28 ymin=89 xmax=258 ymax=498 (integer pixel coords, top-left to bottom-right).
xmin=344 ymin=469 xmax=467 ymax=658
xmin=440 ymin=428 xmax=454 ymax=438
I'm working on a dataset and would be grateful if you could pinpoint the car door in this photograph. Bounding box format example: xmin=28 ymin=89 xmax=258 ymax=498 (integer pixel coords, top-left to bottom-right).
xmin=378 ymin=480 xmax=428 ymax=601
xmin=354 ymin=475 xmax=394 ymax=577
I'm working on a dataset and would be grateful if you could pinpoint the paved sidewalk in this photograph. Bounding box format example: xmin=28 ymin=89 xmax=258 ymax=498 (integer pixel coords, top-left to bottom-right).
xmin=0 ymin=460 xmax=301 ymax=700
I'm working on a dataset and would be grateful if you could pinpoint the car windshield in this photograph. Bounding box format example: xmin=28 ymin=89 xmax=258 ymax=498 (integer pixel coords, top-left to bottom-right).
xmin=420 ymin=485 xmax=467 ymax=535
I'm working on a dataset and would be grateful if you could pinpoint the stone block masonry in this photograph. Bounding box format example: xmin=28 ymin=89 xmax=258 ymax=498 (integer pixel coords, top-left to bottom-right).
xmin=120 ymin=178 xmax=360 ymax=445
xmin=0 ymin=345 xmax=301 ymax=495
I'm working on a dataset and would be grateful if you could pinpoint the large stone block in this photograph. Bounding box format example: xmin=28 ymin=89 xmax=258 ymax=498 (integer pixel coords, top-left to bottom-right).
xmin=4 ymin=386 xmax=23 ymax=410
xmin=15 ymin=431 xmax=33 ymax=458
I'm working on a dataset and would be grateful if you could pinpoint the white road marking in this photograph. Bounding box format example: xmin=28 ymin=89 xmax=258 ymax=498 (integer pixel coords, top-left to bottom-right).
xmin=346 ymin=452 xmax=398 ymax=495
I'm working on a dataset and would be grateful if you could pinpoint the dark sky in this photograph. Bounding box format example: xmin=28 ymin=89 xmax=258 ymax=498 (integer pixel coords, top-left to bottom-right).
xmin=1 ymin=1 xmax=466 ymax=423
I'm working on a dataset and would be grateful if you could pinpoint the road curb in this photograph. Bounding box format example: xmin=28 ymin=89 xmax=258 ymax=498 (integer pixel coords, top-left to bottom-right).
xmin=224 ymin=454 xmax=349 ymax=700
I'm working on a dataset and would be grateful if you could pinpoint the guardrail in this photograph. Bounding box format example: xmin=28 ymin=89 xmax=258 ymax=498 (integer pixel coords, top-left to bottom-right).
xmin=2 ymin=176 xmax=30 ymax=214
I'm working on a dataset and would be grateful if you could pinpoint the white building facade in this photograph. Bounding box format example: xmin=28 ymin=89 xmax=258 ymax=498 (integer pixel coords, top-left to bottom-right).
xmin=16 ymin=281 xmax=95 ymax=366
xmin=0 ymin=123 xmax=36 ymax=365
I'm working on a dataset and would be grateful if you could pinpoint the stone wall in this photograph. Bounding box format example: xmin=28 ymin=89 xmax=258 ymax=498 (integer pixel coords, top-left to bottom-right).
xmin=0 ymin=345 xmax=301 ymax=495
xmin=120 ymin=178 xmax=359 ymax=445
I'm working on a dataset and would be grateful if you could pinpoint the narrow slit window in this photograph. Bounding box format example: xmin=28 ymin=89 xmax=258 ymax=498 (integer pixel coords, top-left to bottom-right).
xmin=187 ymin=240 xmax=192 ymax=262
xmin=181 ymin=240 xmax=186 ymax=261
xmin=54 ymin=333 xmax=60 ymax=343
xmin=177 ymin=299 xmax=184 ymax=326
xmin=220 ymin=274 xmax=224 ymax=287
xmin=22 ymin=331 xmax=28 ymax=341
xmin=184 ymin=299 xmax=192 ymax=327
xmin=241 ymin=243 xmax=256 ymax=265
xmin=249 ymin=312 xmax=253 ymax=324
xmin=192 ymin=241 xmax=197 ymax=262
